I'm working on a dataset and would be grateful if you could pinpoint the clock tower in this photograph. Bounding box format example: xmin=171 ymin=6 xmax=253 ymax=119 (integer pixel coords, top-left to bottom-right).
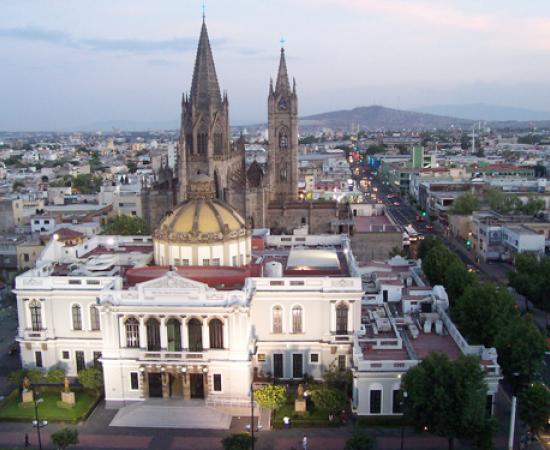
xmin=267 ymin=45 xmax=298 ymax=202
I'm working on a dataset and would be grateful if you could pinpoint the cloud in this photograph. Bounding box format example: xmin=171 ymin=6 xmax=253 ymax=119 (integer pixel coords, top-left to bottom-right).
xmin=0 ymin=26 xmax=225 ymax=54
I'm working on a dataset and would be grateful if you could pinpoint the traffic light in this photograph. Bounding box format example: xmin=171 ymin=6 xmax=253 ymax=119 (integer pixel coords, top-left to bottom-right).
xmin=421 ymin=211 xmax=427 ymax=217
xmin=466 ymin=239 xmax=472 ymax=247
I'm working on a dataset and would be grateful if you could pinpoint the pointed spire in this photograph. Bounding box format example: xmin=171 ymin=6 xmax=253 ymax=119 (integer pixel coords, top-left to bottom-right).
xmin=190 ymin=20 xmax=222 ymax=109
xmin=269 ymin=77 xmax=274 ymax=95
xmin=275 ymin=47 xmax=291 ymax=95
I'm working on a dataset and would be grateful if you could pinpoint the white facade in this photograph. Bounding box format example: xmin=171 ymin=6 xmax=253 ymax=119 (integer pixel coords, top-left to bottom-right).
xmin=249 ymin=276 xmax=363 ymax=380
xmin=14 ymin=231 xmax=502 ymax=415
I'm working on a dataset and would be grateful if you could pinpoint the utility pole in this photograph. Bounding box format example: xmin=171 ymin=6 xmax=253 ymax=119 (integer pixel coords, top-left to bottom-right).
xmin=250 ymin=382 xmax=255 ymax=450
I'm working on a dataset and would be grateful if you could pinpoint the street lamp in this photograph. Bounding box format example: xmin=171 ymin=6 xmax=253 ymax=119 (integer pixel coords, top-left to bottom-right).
xmin=508 ymin=372 xmax=520 ymax=450
xmin=33 ymin=394 xmax=44 ymax=450
xmin=400 ymin=391 xmax=408 ymax=450
xmin=250 ymin=382 xmax=255 ymax=450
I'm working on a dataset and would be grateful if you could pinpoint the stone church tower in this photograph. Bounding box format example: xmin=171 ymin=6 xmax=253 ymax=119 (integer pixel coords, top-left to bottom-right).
xmin=178 ymin=19 xmax=244 ymax=209
xmin=267 ymin=46 xmax=299 ymax=202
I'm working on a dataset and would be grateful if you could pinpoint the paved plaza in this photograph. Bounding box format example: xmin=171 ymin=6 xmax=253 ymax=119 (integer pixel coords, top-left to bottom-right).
xmin=109 ymin=399 xmax=232 ymax=430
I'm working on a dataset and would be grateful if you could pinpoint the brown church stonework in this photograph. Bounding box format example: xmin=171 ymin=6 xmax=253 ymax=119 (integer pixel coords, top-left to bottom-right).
xmin=145 ymin=19 xmax=348 ymax=235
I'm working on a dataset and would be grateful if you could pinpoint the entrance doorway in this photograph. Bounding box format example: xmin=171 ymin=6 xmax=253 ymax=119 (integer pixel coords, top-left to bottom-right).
xmin=148 ymin=373 xmax=163 ymax=398
xmin=190 ymin=373 xmax=204 ymax=399
xmin=292 ymin=354 xmax=303 ymax=379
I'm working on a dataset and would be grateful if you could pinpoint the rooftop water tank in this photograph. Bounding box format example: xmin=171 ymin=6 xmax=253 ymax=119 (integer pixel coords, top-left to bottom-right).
xmin=264 ymin=261 xmax=283 ymax=277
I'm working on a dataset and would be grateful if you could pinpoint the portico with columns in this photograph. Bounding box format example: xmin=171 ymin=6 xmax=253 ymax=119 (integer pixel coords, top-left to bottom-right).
xmin=99 ymin=271 xmax=253 ymax=405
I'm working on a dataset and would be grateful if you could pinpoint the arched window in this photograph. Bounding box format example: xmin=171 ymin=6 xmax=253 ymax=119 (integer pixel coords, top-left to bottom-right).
xmin=279 ymin=164 xmax=288 ymax=182
xmin=29 ymin=300 xmax=42 ymax=331
xmin=90 ymin=305 xmax=100 ymax=331
xmin=336 ymin=303 xmax=349 ymax=335
xmin=292 ymin=306 xmax=303 ymax=334
xmin=188 ymin=318 xmax=203 ymax=352
xmin=197 ymin=124 xmax=208 ymax=155
xmin=72 ymin=304 xmax=82 ymax=331
xmin=213 ymin=127 xmax=223 ymax=155
xmin=146 ymin=318 xmax=161 ymax=351
xmin=166 ymin=318 xmax=182 ymax=352
xmin=125 ymin=318 xmax=140 ymax=348
xmin=272 ymin=306 xmax=283 ymax=334
xmin=279 ymin=127 xmax=289 ymax=150
xmin=209 ymin=319 xmax=224 ymax=349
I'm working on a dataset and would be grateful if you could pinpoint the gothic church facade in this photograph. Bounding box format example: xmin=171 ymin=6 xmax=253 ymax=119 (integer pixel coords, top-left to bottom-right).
xmin=176 ymin=19 xmax=299 ymax=229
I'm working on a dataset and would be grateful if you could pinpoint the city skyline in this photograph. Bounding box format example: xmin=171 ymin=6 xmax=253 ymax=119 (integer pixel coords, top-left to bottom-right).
xmin=3 ymin=0 xmax=550 ymax=131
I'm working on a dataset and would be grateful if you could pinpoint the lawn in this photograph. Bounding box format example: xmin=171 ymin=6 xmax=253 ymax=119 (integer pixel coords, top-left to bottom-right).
xmin=273 ymin=402 xmax=341 ymax=428
xmin=0 ymin=388 xmax=99 ymax=423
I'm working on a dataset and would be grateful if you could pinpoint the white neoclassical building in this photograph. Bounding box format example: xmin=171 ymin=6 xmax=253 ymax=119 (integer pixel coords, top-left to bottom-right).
xmin=14 ymin=178 xmax=501 ymax=414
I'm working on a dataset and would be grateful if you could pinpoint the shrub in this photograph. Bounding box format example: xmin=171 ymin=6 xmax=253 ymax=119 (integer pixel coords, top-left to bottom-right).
xmin=221 ymin=433 xmax=255 ymax=450
xmin=51 ymin=428 xmax=79 ymax=449
xmin=254 ymin=384 xmax=287 ymax=411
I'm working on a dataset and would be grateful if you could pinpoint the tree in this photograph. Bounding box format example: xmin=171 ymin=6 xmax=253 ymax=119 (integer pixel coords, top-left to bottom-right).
xmin=452 ymin=283 xmax=517 ymax=348
xmin=344 ymin=428 xmax=374 ymax=450
xmin=417 ymin=236 xmax=442 ymax=261
xmin=422 ymin=244 xmax=458 ymax=286
xmin=485 ymin=189 xmax=522 ymax=214
xmin=444 ymin=258 xmax=478 ymax=302
xmin=71 ymin=174 xmax=103 ymax=194
xmin=103 ymin=215 xmax=151 ymax=236
xmin=50 ymin=428 xmax=79 ymax=450
xmin=520 ymin=197 xmax=545 ymax=215
xmin=449 ymin=192 xmax=479 ymax=215
xmin=254 ymin=384 xmax=287 ymax=411
xmin=518 ymin=383 xmax=550 ymax=433
xmin=12 ymin=181 xmax=25 ymax=191
xmin=77 ymin=367 xmax=103 ymax=394
xmin=388 ymin=246 xmax=406 ymax=258
xmin=403 ymin=354 xmax=488 ymax=450
xmin=310 ymin=386 xmax=347 ymax=414
xmin=127 ymin=161 xmax=138 ymax=174
xmin=323 ymin=367 xmax=353 ymax=395
xmin=46 ymin=366 xmax=66 ymax=384
xmin=221 ymin=433 xmax=255 ymax=450
xmin=495 ymin=315 xmax=546 ymax=391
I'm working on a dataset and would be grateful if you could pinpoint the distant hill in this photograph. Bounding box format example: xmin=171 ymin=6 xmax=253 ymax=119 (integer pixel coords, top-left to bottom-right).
xmin=297 ymin=105 xmax=550 ymax=131
xmin=413 ymin=103 xmax=550 ymax=122
xmin=300 ymin=105 xmax=475 ymax=130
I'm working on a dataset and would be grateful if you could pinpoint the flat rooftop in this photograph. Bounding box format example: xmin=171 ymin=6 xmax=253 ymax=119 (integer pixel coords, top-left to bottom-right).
xmin=359 ymin=303 xmax=462 ymax=362
xmin=252 ymin=243 xmax=350 ymax=277
xmin=353 ymin=215 xmax=400 ymax=233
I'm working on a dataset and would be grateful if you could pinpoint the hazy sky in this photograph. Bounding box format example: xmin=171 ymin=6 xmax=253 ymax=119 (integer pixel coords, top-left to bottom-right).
xmin=3 ymin=0 xmax=550 ymax=130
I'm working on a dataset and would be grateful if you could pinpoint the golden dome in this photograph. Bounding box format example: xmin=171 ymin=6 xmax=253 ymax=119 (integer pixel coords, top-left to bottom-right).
xmin=153 ymin=176 xmax=249 ymax=244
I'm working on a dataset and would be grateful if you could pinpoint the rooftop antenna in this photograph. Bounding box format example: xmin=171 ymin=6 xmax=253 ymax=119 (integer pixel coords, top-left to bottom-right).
xmin=202 ymin=0 xmax=206 ymax=22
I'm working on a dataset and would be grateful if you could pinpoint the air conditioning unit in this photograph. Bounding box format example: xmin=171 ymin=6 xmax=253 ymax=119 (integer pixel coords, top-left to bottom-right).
xmin=331 ymin=346 xmax=337 ymax=354
xmin=41 ymin=343 xmax=47 ymax=351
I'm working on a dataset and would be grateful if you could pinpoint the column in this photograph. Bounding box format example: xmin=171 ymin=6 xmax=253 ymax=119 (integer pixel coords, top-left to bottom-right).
xmin=118 ymin=316 xmax=125 ymax=347
xmin=182 ymin=372 xmax=190 ymax=400
xmin=203 ymin=372 xmax=209 ymax=399
xmin=143 ymin=371 xmax=149 ymax=398
xmin=160 ymin=317 xmax=167 ymax=350
xmin=202 ymin=318 xmax=209 ymax=350
xmin=223 ymin=318 xmax=229 ymax=350
xmin=139 ymin=317 xmax=146 ymax=349
xmin=329 ymin=301 xmax=336 ymax=333
xmin=348 ymin=301 xmax=353 ymax=333
xmin=161 ymin=370 xmax=169 ymax=399
xmin=182 ymin=318 xmax=189 ymax=351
